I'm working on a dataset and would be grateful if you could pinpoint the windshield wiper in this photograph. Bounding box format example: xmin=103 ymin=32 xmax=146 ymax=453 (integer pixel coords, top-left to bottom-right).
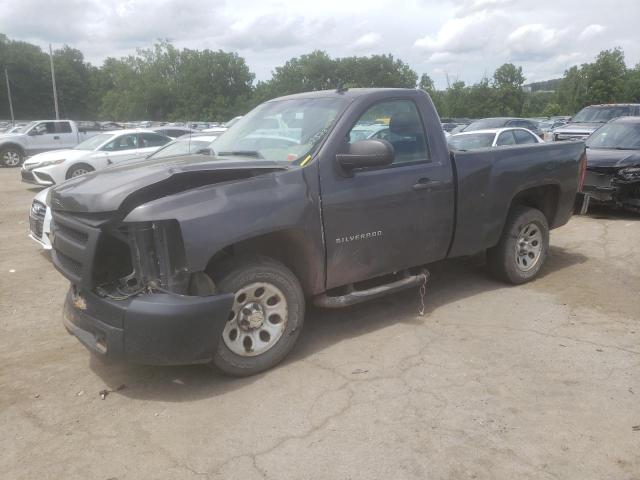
xmin=216 ymin=150 xmax=264 ymax=159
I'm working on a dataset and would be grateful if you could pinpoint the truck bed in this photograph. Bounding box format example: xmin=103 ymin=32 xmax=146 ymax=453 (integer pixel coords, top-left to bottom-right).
xmin=448 ymin=140 xmax=585 ymax=258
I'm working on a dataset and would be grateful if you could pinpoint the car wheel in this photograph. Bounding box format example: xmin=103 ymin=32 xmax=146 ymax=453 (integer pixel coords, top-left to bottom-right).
xmin=66 ymin=163 xmax=95 ymax=179
xmin=1 ymin=147 xmax=23 ymax=167
xmin=211 ymin=255 xmax=305 ymax=377
xmin=487 ymin=206 xmax=549 ymax=284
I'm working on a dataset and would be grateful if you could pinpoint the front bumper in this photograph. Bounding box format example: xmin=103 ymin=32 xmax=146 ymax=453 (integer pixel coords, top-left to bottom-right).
xmin=63 ymin=287 xmax=234 ymax=365
xmin=21 ymin=167 xmax=55 ymax=186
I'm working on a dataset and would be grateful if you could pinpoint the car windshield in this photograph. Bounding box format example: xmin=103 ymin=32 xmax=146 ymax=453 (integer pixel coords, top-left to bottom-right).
xmin=572 ymin=106 xmax=633 ymax=123
xmin=148 ymin=139 xmax=214 ymax=159
xmin=74 ymin=133 xmax=115 ymax=150
xmin=17 ymin=121 xmax=39 ymax=134
xmin=448 ymin=133 xmax=495 ymax=150
xmin=586 ymin=122 xmax=640 ymax=150
xmin=212 ymin=97 xmax=348 ymax=163
xmin=464 ymin=119 xmax=508 ymax=131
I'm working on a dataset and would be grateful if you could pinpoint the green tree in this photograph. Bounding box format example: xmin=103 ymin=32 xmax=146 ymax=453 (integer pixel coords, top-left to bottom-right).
xmin=584 ymin=48 xmax=627 ymax=105
xmin=493 ymin=63 xmax=525 ymax=116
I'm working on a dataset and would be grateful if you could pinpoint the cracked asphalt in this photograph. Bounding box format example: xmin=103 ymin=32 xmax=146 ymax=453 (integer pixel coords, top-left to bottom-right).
xmin=1 ymin=167 xmax=639 ymax=480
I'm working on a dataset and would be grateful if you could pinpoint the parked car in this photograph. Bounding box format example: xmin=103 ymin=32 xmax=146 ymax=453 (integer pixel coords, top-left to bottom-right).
xmin=20 ymin=129 xmax=171 ymax=186
xmin=0 ymin=120 xmax=102 ymax=167
xmin=147 ymin=133 xmax=220 ymax=160
xmin=152 ymin=126 xmax=195 ymax=138
xmin=448 ymin=128 xmax=543 ymax=150
xmin=28 ymin=187 xmax=52 ymax=249
xmin=49 ymin=88 xmax=585 ymax=376
xmin=553 ymin=104 xmax=640 ymax=141
xmin=580 ymin=116 xmax=640 ymax=212
xmin=463 ymin=117 xmax=543 ymax=137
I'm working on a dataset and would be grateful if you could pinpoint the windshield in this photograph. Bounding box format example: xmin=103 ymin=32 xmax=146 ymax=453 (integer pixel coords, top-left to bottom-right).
xmin=212 ymin=97 xmax=348 ymax=163
xmin=586 ymin=122 xmax=640 ymax=150
xmin=74 ymin=133 xmax=115 ymax=150
xmin=464 ymin=118 xmax=508 ymax=131
xmin=17 ymin=121 xmax=39 ymax=134
xmin=148 ymin=138 xmax=214 ymax=159
xmin=448 ymin=133 xmax=495 ymax=150
xmin=572 ymin=106 xmax=633 ymax=123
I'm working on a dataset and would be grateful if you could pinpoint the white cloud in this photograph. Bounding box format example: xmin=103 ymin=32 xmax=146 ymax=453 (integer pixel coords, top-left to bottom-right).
xmin=353 ymin=32 xmax=382 ymax=49
xmin=507 ymin=24 xmax=566 ymax=60
xmin=579 ymin=24 xmax=606 ymax=40
xmin=414 ymin=10 xmax=505 ymax=56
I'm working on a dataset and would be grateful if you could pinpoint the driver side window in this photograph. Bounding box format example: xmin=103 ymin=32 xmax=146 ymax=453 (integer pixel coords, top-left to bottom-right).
xmin=497 ymin=131 xmax=516 ymax=146
xmin=102 ymin=134 xmax=138 ymax=151
xmin=348 ymin=100 xmax=430 ymax=165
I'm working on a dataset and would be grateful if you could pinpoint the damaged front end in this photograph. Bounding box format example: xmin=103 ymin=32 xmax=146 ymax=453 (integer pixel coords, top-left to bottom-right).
xmin=583 ymin=166 xmax=640 ymax=211
xmin=52 ymin=211 xmax=233 ymax=365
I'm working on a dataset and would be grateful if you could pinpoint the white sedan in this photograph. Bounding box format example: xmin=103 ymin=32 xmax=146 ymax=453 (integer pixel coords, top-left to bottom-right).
xmin=448 ymin=127 xmax=543 ymax=150
xmin=28 ymin=187 xmax=52 ymax=249
xmin=20 ymin=129 xmax=171 ymax=186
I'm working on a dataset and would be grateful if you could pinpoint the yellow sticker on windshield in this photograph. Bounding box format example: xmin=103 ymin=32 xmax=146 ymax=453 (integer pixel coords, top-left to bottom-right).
xmin=300 ymin=155 xmax=312 ymax=166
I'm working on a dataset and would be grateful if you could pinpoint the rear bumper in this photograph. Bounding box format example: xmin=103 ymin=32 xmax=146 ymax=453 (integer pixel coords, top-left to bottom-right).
xmin=63 ymin=287 xmax=234 ymax=365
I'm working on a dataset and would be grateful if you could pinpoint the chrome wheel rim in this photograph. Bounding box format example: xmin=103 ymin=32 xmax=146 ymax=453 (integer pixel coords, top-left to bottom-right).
xmin=223 ymin=282 xmax=288 ymax=357
xmin=71 ymin=168 xmax=89 ymax=177
xmin=515 ymin=222 xmax=543 ymax=272
xmin=3 ymin=151 xmax=20 ymax=166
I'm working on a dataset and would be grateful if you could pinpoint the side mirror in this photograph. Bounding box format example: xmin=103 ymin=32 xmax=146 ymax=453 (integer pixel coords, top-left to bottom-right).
xmin=27 ymin=129 xmax=37 ymax=136
xmin=336 ymin=139 xmax=394 ymax=171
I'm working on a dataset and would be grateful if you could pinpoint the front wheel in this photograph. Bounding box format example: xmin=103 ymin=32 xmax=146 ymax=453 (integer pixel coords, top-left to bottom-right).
xmin=1 ymin=147 xmax=23 ymax=167
xmin=487 ymin=206 xmax=549 ymax=284
xmin=211 ymin=255 xmax=305 ymax=377
xmin=66 ymin=163 xmax=94 ymax=179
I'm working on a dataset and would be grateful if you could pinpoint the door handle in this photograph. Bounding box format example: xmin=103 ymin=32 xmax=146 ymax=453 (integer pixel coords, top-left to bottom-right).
xmin=53 ymin=136 xmax=60 ymax=140
xmin=412 ymin=178 xmax=441 ymax=191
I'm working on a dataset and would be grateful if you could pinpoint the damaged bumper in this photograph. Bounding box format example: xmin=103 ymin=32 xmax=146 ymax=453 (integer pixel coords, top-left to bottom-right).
xmin=63 ymin=287 xmax=234 ymax=365
xmin=583 ymin=168 xmax=640 ymax=209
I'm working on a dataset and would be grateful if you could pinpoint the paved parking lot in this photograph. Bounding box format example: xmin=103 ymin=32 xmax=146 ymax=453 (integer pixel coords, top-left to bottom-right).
xmin=1 ymin=167 xmax=639 ymax=479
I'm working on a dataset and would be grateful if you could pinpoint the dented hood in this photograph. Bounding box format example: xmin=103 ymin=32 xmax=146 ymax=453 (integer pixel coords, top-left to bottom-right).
xmin=49 ymin=154 xmax=289 ymax=214
xmin=586 ymin=148 xmax=640 ymax=169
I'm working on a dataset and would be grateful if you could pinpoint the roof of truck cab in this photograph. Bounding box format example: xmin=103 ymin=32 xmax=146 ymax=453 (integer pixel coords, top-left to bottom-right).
xmin=269 ymin=88 xmax=424 ymax=102
xmin=608 ymin=116 xmax=640 ymax=124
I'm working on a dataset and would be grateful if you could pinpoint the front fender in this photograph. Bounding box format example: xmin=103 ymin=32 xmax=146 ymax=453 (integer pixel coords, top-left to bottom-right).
xmin=123 ymin=165 xmax=324 ymax=273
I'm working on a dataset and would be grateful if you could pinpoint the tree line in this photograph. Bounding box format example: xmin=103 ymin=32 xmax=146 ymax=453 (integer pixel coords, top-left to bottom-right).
xmin=1 ymin=33 xmax=639 ymax=122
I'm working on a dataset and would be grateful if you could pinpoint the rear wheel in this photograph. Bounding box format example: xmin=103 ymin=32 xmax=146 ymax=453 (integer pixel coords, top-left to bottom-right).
xmin=66 ymin=163 xmax=94 ymax=179
xmin=1 ymin=147 xmax=23 ymax=167
xmin=211 ymin=255 xmax=305 ymax=377
xmin=487 ymin=206 xmax=549 ymax=284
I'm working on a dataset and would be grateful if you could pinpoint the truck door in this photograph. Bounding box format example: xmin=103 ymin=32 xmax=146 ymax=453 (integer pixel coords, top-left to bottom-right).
xmin=54 ymin=121 xmax=77 ymax=148
xmin=319 ymin=98 xmax=455 ymax=289
xmin=27 ymin=122 xmax=60 ymax=154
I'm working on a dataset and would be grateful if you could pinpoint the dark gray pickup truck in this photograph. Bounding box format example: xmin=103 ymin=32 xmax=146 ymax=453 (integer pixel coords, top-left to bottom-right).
xmin=48 ymin=88 xmax=586 ymax=376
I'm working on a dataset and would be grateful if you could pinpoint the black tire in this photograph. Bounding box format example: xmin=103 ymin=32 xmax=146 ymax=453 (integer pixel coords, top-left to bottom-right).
xmin=0 ymin=146 xmax=23 ymax=167
xmin=211 ymin=255 xmax=305 ymax=377
xmin=66 ymin=163 xmax=94 ymax=179
xmin=487 ymin=206 xmax=549 ymax=284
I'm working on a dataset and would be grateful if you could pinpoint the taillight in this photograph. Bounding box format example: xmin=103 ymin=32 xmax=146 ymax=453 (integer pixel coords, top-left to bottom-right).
xmin=578 ymin=150 xmax=587 ymax=192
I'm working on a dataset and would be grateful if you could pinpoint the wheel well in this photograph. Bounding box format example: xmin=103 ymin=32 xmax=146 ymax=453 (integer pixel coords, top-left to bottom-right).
xmin=510 ymin=185 xmax=560 ymax=226
xmin=205 ymin=229 xmax=322 ymax=296
xmin=65 ymin=162 xmax=94 ymax=180
xmin=1 ymin=143 xmax=25 ymax=155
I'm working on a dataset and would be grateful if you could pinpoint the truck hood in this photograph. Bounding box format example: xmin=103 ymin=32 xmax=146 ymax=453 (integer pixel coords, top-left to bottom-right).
xmin=0 ymin=132 xmax=26 ymax=141
xmin=50 ymin=154 xmax=290 ymax=214
xmin=23 ymin=149 xmax=88 ymax=167
xmin=554 ymin=123 xmax=602 ymax=134
xmin=586 ymin=148 xmax=640 ymax=169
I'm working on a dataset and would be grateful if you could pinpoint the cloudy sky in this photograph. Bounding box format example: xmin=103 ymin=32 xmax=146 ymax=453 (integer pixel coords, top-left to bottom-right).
xmin=1 ymin=0 xmax=639 ymax=88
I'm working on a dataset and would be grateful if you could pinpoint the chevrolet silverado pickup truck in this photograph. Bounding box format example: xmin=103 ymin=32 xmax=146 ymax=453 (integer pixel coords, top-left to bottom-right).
xmin=48 ymin=88 xmax=586 ymax=376
xmin=0 ymin=120 xmax=100 ymax=167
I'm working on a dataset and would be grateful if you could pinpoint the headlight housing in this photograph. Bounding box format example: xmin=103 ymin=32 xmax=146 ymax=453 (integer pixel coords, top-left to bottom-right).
xmin=36 ymin=159 xmax=66 ymax=168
